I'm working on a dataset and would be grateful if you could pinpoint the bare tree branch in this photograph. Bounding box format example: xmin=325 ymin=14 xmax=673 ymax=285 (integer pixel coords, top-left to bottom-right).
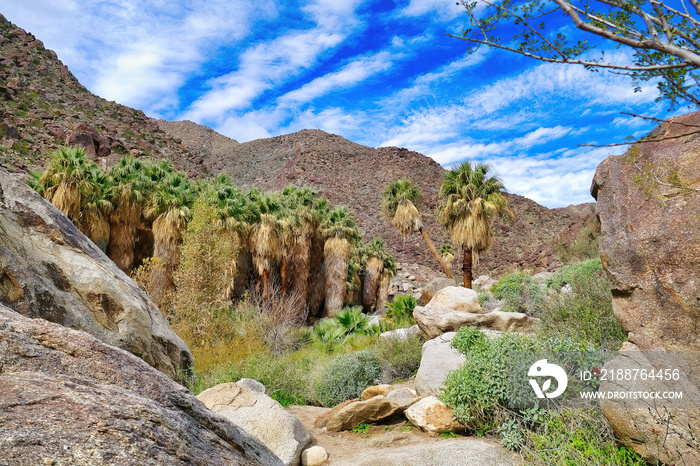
xmin=581 ymin=130 xmax=700 ymax=146
xmin=448 ymin=33 xmax=692 ymax=71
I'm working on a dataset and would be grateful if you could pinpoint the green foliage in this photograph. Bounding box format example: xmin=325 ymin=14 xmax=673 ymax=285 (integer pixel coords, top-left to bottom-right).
xmin=371 ymin=334 xmax=423 ymax=382
xmin=316 ymin=350 xmax=382 ymax=406
xmin=353 ymin=422 xmax=370 ymax=434
xmin=541 ymin=259 xmax=625 ymax=351
xmin=440 ymin=432 xmax=458 ymax=439
xmin=385 ymin=294 xmax=417 ymax=326
xmin=313 ymin=306 xmax=374 ymax=346
xmin=491 ymin=272 xmax=544 ymax=314
xmin=442 ymin=328 xmax=538 ymax=430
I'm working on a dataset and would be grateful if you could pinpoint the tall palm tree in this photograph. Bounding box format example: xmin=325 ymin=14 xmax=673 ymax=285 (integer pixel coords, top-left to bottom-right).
xmin=32 ymin=147 xmax=112 ymax=251
xmin=144 ymin=171 xmax=196 ymax=289
xmin=106 ymin=157 xmax=150 ymax=272
xmin=321 ymin=207 xmax=360 ymax=316
xmin=360 ymin=239 xmax=392 ymax=313
xmin=77 ymin=166 xmax=112 ymax=252
xmin=375 ymin=254 xmax=396 ymax=310
xmin=382 ymin=179 xmax=454 ymax=279
xmin=249 ymin=194 xmax=283 ymax=300
xmin=437 ymin=161 xmax=511 ymax=289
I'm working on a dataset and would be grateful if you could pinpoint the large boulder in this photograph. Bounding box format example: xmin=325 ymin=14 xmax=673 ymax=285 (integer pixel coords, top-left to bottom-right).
xmin=425 ymin=286 xmax=482 ymax=313
xmin=322 ymin=396 xmax=402 ymax=432
xmin=415 ymin=332 xmax=466 ymax=396
xmin=0 ymin=304 xmax=280 ymax=465
xmin=591 ymin=111 xmax=700 ymax=464
xmin=0 ymin=169 xmax=191 ymax=379
xmin=414 ymin=307 xmax=537 ymax=338
xmin=418 ymin=278 xmax=459 ymax=305
xmin=197 ymin=380 xmax=310 ymax=466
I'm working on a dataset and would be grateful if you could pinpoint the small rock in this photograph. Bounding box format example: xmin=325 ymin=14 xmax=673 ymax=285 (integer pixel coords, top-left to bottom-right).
xmin=314 ymin=399 xmax=357 ymax=429
xmin=404 ymin=396 xmax=462 ymax=434
xmin=408 ymin=275 xmax=416 ymax=281
xmin=414 ymin=307 xmax=538 ymax=339
xmin=386 ymin=388 xmax=421 ymax=410
xmin=301 ymin=446 xmax=328 ymax=466
xmin=361 ymin=384 xmax=393 ymax=400
xmin=402 ymin=283 xmax=413 ymax=292
xmin=379 ymin=324 xmax=422 ymax=341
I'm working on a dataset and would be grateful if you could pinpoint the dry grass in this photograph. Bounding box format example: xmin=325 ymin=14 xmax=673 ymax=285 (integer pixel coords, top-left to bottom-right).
xmin=250 ymin=214 xmax=282 ymax=276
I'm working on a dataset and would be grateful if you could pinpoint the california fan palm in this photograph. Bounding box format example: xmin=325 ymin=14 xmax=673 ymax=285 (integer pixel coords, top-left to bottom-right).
xmin=437 ymin=161 xmax=511 ymax=289
xmin=382 ymin=178 xmax=454 ymax=279
xmin=321 ymin=207 xmax=360 ymax=316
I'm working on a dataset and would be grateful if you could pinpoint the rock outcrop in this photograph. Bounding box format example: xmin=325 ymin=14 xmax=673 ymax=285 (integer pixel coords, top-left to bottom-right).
xmin=591 ymin=110 xmax=700 ymax=464
xmin=0 ymin=169 xmax=191 ymax=379
xmin=197 ymin=380 xmax=310 ymax=466
xmin=0 ymin=304 xmax=279 ymax=465
xmin=323 ymin=396 xmax=403 ymax=432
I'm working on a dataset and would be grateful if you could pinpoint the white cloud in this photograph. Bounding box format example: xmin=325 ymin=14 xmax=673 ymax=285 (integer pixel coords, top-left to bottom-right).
xmin=182 ymin=0 xmax=366 ymax=123
xmin=399 ymin=0 xmax=464 ymax=20
xmin=280 ymin=51 xmax=396 ymax=103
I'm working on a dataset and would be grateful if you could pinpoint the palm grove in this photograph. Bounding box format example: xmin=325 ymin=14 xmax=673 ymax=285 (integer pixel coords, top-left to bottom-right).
xmin=31 ymin=147 xmax=509 ymax=320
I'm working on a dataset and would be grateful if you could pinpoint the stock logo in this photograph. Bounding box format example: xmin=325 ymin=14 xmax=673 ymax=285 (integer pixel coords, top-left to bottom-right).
xmin=528 ymin=359 xmax=568 ymax=399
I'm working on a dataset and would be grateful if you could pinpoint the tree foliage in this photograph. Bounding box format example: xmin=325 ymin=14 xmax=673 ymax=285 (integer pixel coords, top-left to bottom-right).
xmin=454 ymin=0 xmax=700 ymax=109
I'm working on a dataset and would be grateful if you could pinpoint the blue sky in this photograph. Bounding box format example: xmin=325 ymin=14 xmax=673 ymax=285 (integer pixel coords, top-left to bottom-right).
xmin=2 ymin=0 xmax=676 ymax=207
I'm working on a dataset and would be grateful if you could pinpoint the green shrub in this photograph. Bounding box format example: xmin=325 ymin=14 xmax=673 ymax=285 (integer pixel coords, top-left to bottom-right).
xmin=556 ymin=222 xmax=600 ymax=265
xmin=442 ymin=328 xmax=539 ymax=430
xmin=492 ymin=272 xmax=544 ymax=314
xmin=386 ymin=294 xmax=417 ymax=326
xmin=312 ymin=306 xmax=375 ymax=347
xmin=316 ymin=350 xmax=382 ymax=406
xmin=371 ymin=334 xmax=423 ymax=382
xmin=540 ymin=259 xmax=625 ymax=350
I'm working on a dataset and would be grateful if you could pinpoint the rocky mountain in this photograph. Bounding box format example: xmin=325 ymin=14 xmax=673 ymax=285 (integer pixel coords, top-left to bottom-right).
xmin=0 ymin=13 xmax=595 ymax=276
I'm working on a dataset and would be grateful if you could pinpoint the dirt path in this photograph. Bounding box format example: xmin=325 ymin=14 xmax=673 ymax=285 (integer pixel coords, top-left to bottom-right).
xmin=287 ymin=405 xmax=522 ymax=465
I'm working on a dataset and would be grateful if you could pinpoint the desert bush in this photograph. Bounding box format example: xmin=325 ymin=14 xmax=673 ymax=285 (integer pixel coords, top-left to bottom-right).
xmin=491 ymin=272 xmax=545 ymax=314
xmin=316 ymin=350 xmax=382 ymax=406
xmin=371 ymin=334 xmax=423 ymax=382
xmin=521 ymin=408 xmax=644 ymax=465
xmin=131 ymin=256 xmax=172 ymax=313
xmin=540 ymin=259 xmax=625 ymax=350
xmin=385 ymin=294 xmax=417 ymax=326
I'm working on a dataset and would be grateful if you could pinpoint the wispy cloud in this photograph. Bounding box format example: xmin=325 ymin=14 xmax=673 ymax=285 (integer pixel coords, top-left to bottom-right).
xmin=399 ymin=0 xmax=464 ymax=20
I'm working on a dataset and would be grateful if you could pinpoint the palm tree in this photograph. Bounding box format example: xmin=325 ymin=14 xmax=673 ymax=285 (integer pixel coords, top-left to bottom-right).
xmin=440 ymin=243 xmax=455 ymax=272
xmin=32 ymin=147 xmax=112 ymax=251
xmin=375 ymin=254 xmax=396 ymax=310
xmin=144 ymin=171 xmax=196 ymax=289
xmin=77 ymin=166 xmax=112 ymax=252
xmin=437 ymin=161 xmax=511 ymax=289
xmin=382 ymin=179 xmax=454 ymax=279
xmin=249 ymin=194 xmax=283 ymax=300
xmin=321 ymin=207 xmax=360 ymax=316
xmin=106 ymin=157 xmax=150 ymax=272
xmin=360 ymin=239 xmax=392 ymax=313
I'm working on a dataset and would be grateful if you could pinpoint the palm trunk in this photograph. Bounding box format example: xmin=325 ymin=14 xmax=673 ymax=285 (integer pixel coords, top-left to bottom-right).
xmin=362 ymin=256 xmax=384 ymax=313
xmin=462 ymin=247 xmax=473 ymax=289
xmin=107 ymin=221 xmax=136 ymax=273
xmin=375 ymin=272 xmax=391 ymax=310
xmin=419 ymin=226 xmax=454 ymax=279
xmin=262 ymin=268 xmax=269 ymax=301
